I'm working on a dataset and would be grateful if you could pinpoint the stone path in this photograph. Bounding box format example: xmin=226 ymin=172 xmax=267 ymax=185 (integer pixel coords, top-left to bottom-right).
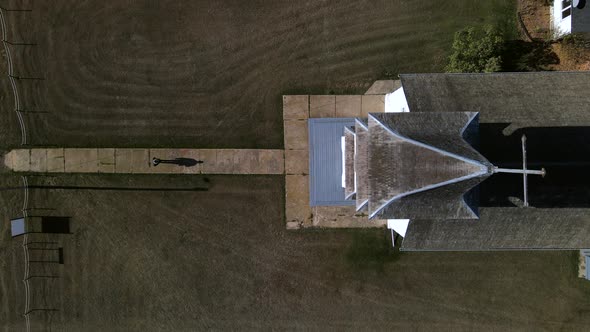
xmin=4 ymin=148 xmax=284 ymax=175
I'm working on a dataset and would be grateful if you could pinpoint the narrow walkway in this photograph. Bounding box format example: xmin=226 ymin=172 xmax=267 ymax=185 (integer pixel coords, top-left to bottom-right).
xmin=4 ymin=148 xmax=284 ymax=174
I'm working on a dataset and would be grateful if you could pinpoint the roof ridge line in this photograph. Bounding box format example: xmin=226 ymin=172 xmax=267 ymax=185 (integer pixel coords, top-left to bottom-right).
xmin=460 ymin=194 xmax=478 ymax=219
xmin=368 ymin=170 xmax=488 ymax=219
xmin=369 ymin=114 xmax=489 ymax=169
xmin=460 ymin=112 xmax=478 ymax=135
xmin=356 ymin=199 xmax=368 ymax=211
xmin=355 ymin=118 xmax=368 ymax=130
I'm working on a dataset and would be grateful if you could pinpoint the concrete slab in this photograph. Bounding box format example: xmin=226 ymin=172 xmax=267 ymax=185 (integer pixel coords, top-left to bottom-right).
xmin=312 ymin=206 xmax=387 ymax=228
xmin=64 ymin=149 xmax=99 ymax=173
xmin=115 ymin=149 xmax=150 ymax=173
xmin=199 ymin=149 xmax=217 ymax=174
xmin=286 ymin=221 xmax=301 ymax=230
xmin=215 ymin=150 xmax=235 ymax=174
xmin=284 ymin=119 xmax=308 ymax=150
xmin=285 ymin=175 xmax=312 ymax=228
xmin=29 ymin=149 xmax=47 ymax=172
xmin=310 ymin=95 xmax=335 ymax=118
xmin=234 ymin=149 xmax=260 ymax=174
xmin=8 ymin=149 xmax=30 ymax=172
xmin=335 ymin=95 xmax=362 ymax=118
xmin=283 ymin=95 xmax=309 ymax=120
xmin=364 ymin=80 xmax=402 ymax=95
xmin=6 ymin=148 xmax=283 ymax=175
xmin=46 ymin=148 xmax=65 ymax=172
xmin=361 ymin=95 xmax=385 ymax=117
xmin=98 ymin=148 xmax=115 ymax=173
xmin=579 ymin=251 xmax=586 ymax=278
xmin=285 ymin=149 xmax=308 ymax=175
xmin=258 ymin=149 xmax=284 ymax=174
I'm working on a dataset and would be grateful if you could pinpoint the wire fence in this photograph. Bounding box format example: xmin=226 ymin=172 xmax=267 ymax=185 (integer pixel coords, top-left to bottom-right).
xmin=0 ymin=4 xmax=40 ymax=146
xmin=21 ymin=175 xmax=31 ymax=331
xmin=20 ymin=175 xmax=60 ymax=332
xmin=2 ymin=5 xmax=65 ymax=331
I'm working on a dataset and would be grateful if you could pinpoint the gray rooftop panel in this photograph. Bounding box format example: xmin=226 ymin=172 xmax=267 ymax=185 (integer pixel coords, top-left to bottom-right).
xmin=11 ymin=218 xmax=25 ymax=237
xmin=309 ymin=118 xmax=356 ymax=207
xmin=400 ymin=72 xmax=590 ymax=127
xmin=402 ymin=208 xmax=590 ymax=251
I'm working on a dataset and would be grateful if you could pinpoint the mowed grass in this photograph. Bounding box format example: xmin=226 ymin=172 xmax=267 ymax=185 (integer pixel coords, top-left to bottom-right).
xmin=2 ymin=174 xmax=590 ymax=330
xmin=5 ymin=1 xmax=590 ymax=331
xmin=0 ymin=0 xmax=517 ymax=149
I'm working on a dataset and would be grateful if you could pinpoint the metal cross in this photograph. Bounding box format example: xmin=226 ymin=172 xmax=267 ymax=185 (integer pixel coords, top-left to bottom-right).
xmin=492 ymin=135 xmax=546 ymax=207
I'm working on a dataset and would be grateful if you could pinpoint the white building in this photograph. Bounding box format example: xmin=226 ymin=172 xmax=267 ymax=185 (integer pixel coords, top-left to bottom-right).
xmin=552 ymin=0 xmax=590 ymax=37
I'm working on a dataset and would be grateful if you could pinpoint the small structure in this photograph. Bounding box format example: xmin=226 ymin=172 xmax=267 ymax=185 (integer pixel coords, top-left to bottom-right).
xmin=308 ymin=118 xmax=357 ymax=206
xmin=284 ymin=71 xmax=590 ymax=251
xmin=11 ymin=216 xmax=71 ymax=237
xmin=552 ymin=0 xmax=590 ymax=37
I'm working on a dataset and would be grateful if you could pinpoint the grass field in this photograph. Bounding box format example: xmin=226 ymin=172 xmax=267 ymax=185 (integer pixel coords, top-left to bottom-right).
xmin=1 ymin=0 xmax=516 ymax=149
xmin=2 ymin=174 xmax=590 ymax=331
xmin=3 ymin=0 xmax=590 ymax=331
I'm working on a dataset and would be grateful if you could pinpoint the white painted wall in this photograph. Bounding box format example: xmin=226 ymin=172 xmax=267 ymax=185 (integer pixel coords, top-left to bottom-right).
xmin=552 ymin=0 xmax=572 ymax=37
xmin=384 ymin=87 xmax=410 ymax=113
xmin=387 ymin=219 xmax=410 ymax=237
xmin=341 ymin=136 xmax=346 ymax=188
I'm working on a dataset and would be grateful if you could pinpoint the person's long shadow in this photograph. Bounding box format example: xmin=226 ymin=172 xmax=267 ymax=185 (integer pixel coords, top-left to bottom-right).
xmin=152 ymin=158 xmax=203 ymax=167
xmin=476 ymin=124 xmax=590 ymax=208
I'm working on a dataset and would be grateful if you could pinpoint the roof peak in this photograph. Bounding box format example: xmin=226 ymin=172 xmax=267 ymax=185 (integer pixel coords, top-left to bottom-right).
xmin=367 ymin=112 xmax=492 ymax=220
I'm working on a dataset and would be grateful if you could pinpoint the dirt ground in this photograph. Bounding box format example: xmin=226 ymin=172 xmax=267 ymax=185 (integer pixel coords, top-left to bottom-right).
xmin=2 ymin=0 xmax=590 ymax=331
xmin=550 ymin=38 xmax=590 ymax=70
xmin=517 ymin=0 xmax=553 ymax=40
xmin=518 ymin=0 xmax=590 ymax=70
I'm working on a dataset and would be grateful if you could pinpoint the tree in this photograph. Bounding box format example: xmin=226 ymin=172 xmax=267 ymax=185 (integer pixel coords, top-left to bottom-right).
xmin=445 ymin=25 xmax=504 ymax=73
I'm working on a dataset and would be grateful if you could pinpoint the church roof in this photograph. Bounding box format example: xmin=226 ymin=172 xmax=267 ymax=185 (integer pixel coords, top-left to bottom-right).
xmin=401 ymin=208 xmax=590 ymax=250
xmin=399 ymin=72 xmax=590 ymax=127
xmin=344 ymin=126 xmax=356 ymax=199
xmin=354 ymin=119 xmax=369 ymax=211
xmin=367 ymin=112 xmax=492 ymax=220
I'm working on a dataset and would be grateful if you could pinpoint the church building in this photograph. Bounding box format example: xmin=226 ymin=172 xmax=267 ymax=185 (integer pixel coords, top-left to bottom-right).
xmin=305 ymin=72 xmax=590 ymax=251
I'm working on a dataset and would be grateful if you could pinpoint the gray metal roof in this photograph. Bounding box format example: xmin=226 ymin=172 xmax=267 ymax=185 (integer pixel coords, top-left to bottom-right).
xmin=308 ymin=118 xmax=356 ymax=207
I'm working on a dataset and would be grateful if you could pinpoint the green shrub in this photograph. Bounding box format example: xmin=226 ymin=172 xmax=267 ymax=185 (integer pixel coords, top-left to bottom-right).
xmin=446 ymin=25 xmax=504 ymax=73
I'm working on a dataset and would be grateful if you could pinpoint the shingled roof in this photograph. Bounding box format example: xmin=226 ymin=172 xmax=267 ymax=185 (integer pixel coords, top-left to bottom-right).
xmin=354 ymin=119 xmax=369 ymax=211
xmin=367 ymin=112 xmax=492 ymax=220
xmin=399 ymin=72 xmax=590 ymax=127
xmin=402 ymin=208 xmax=590 ymax=250
xmin=344 ymin=126 xmax=356 ymax=199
